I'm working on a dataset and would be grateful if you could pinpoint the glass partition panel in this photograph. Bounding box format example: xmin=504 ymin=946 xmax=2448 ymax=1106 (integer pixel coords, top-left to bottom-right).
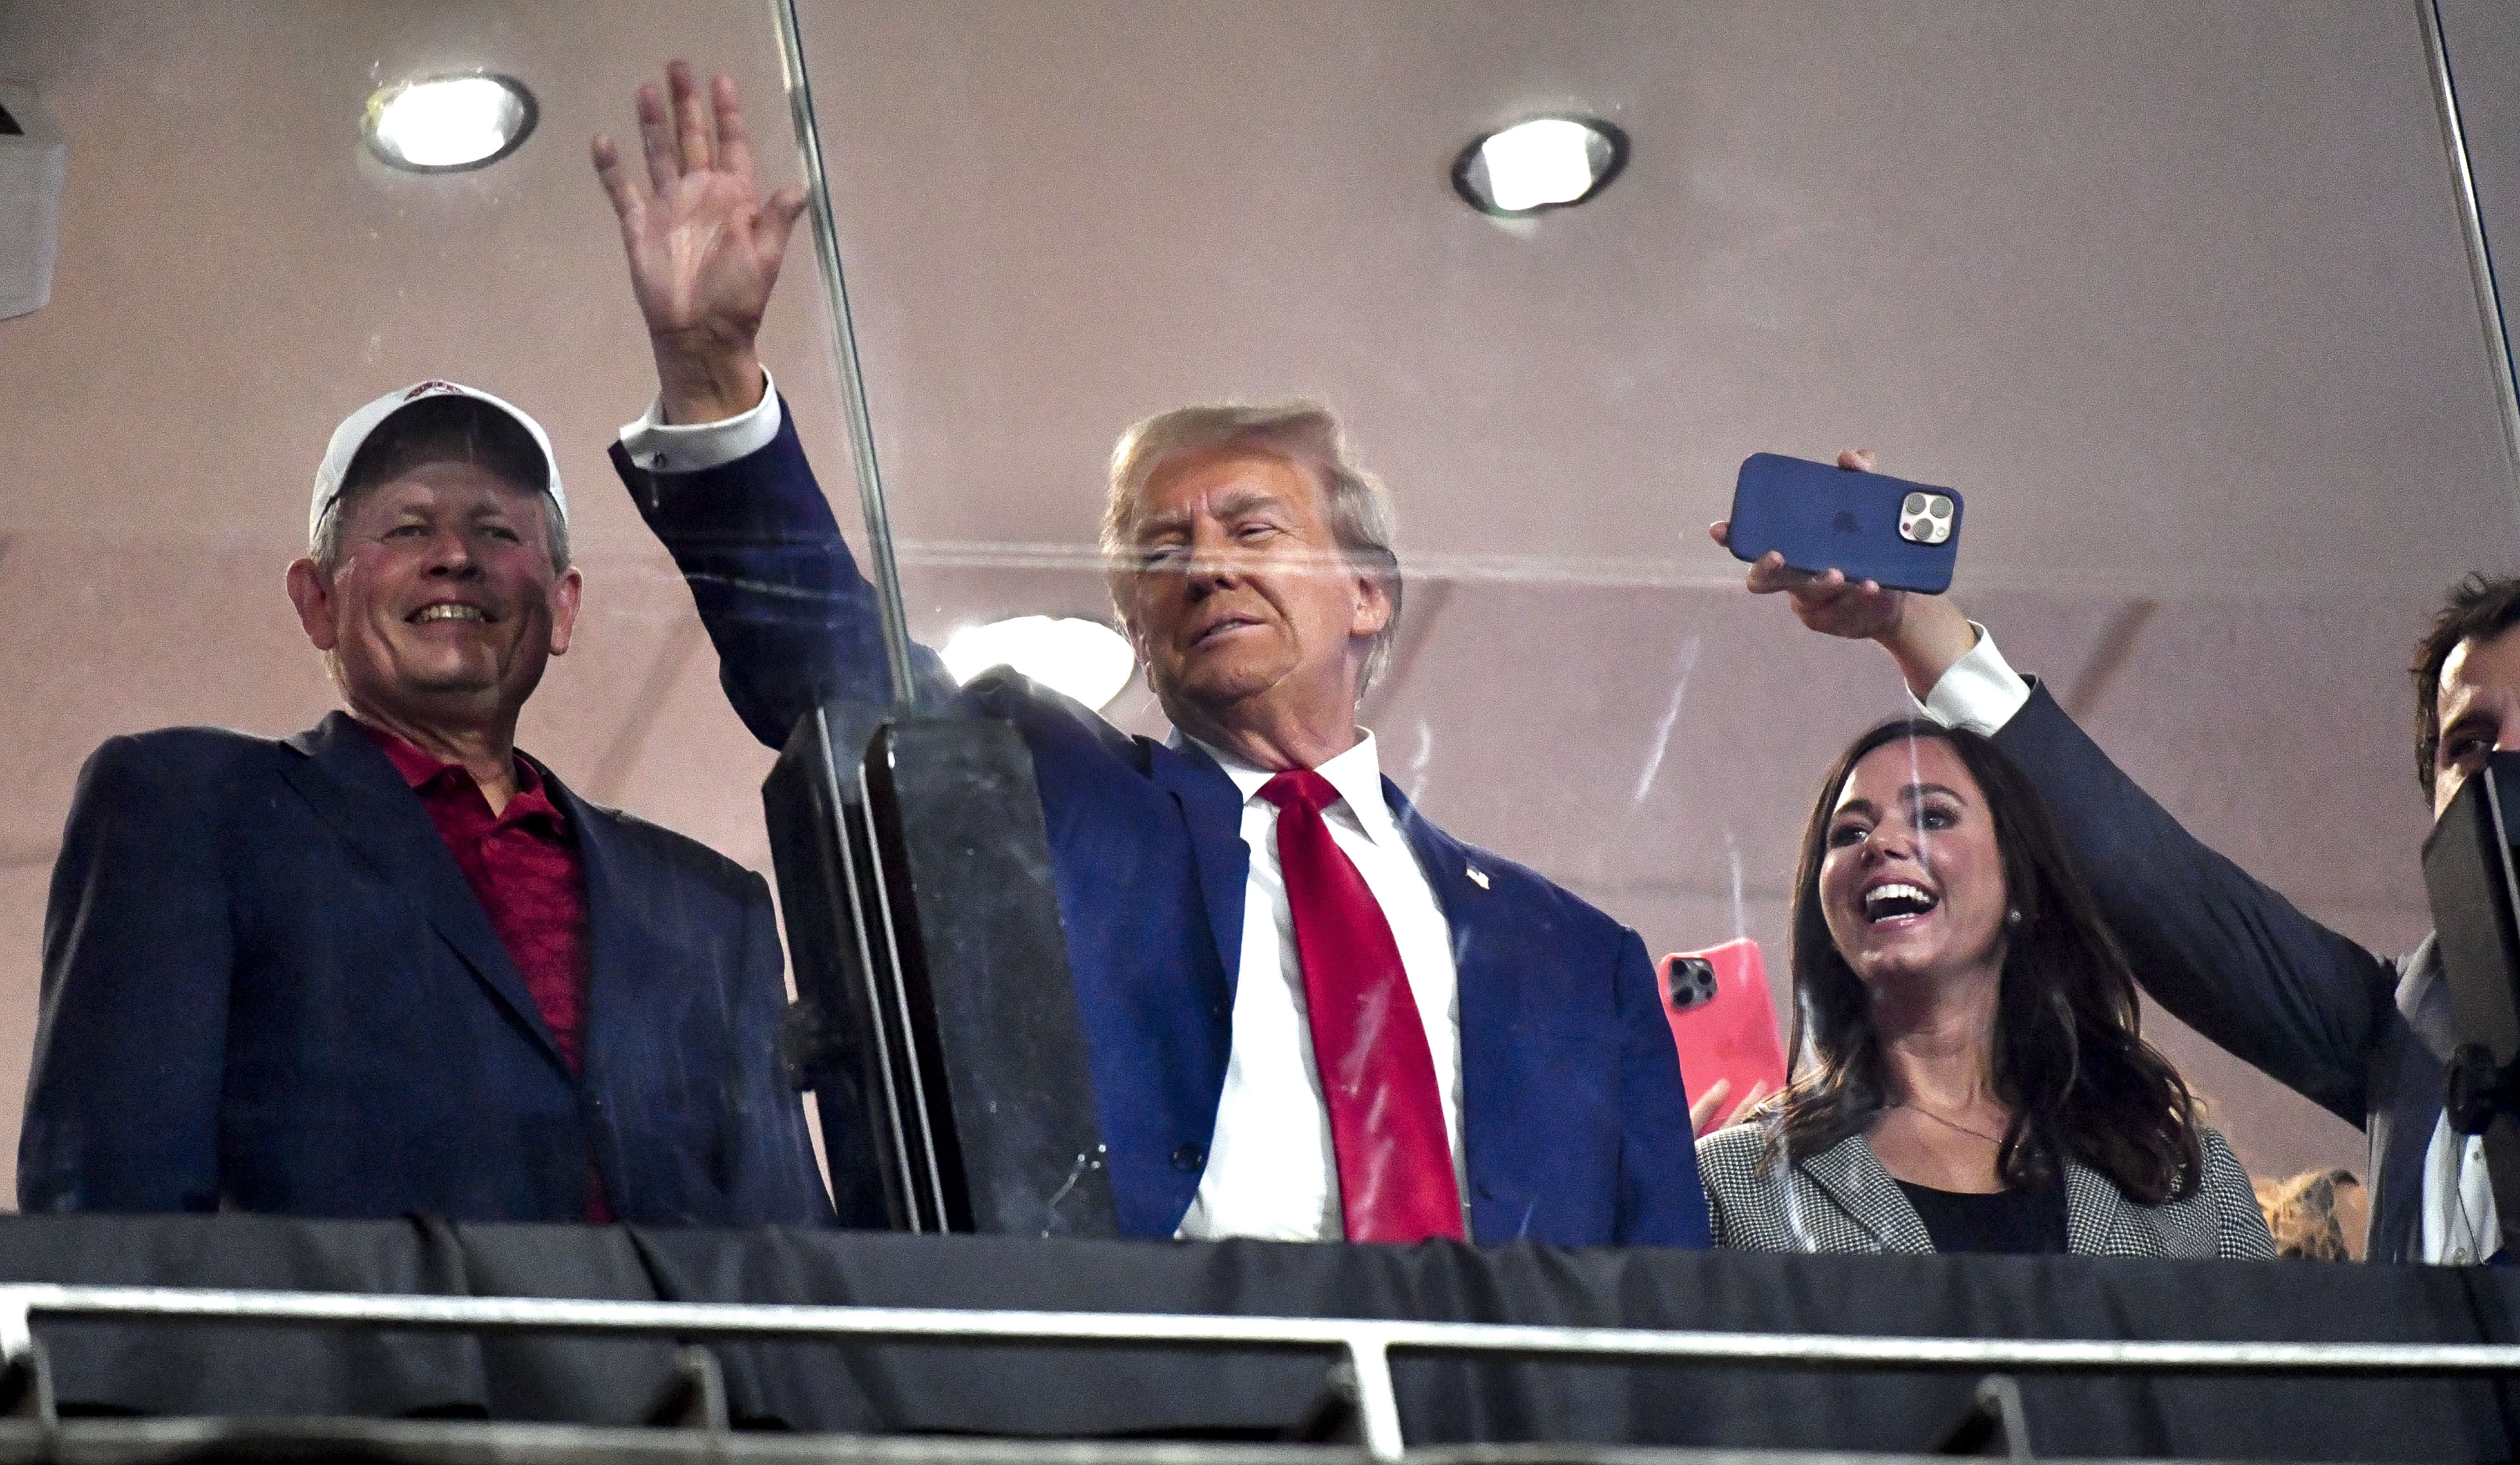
xmin=789 ymin=0 xmax=2520 ymax=1199
xmin=8 ymin=0 xmax=2520 ymax=1234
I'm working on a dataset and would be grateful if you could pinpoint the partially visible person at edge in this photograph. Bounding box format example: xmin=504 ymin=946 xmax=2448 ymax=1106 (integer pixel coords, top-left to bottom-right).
xmin=19 ymin=379 xmax=832 ymax=1226
xmin=2257 ymin=1169 xmax=2369 ymax=1261
xmin=583 ymin=62 xmax=1709 ymax=1245
xmin=1713 ymin=451 xmax=2506 ymax=1264
xmin=1697 ymin=718 xmax=2274 ymax=1257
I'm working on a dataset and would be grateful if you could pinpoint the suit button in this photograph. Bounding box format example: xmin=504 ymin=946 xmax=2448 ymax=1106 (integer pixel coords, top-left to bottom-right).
xmin=1171 ymin=1144 xmax=1204 ymax=1172
xmin=1476 ymin=1184 xmax=1494 ymax=1200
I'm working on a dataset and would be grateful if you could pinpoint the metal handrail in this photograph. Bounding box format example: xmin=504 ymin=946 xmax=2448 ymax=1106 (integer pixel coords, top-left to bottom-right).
xmin=3 ymin=1285 xmax=2519 ymax=1460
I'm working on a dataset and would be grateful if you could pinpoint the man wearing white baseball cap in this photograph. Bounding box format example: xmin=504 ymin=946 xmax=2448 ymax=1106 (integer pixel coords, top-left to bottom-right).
xmin=19 ymin=381 xmax=833 ymax=1227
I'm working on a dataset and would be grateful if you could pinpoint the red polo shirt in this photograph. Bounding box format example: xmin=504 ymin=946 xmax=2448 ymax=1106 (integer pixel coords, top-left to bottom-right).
xmin=359 ymin=722 xmax=610 ymax=1221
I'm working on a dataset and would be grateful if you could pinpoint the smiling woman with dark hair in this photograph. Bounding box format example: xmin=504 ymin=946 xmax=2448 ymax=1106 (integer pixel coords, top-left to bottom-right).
xmin=1696 ymin=718 xmax=2273 ymax=1257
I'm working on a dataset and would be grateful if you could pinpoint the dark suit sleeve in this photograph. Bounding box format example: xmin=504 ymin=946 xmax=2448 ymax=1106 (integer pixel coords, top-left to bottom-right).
xmin=610 ymin=402 xmax=955 ymax=750
xmin=1612 ymin=928 xmax=1714 ymax=1247
xmin=1995 ymin=683 xmax=2395 ymax=1125
xmin=722 ymin=871 xmax=837 ymax=1226
xmin=19 ymin=736 xmax=231 ymax=1212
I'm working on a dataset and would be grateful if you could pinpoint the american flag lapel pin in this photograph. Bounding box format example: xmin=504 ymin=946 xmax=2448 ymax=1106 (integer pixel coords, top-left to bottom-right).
xmin=1466 ymin=865 xmax=1489 ymax=890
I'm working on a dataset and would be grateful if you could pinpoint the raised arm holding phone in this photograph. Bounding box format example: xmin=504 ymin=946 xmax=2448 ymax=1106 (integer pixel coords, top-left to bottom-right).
xmin=1714 ymin=455 xmax=2520 ymax=1264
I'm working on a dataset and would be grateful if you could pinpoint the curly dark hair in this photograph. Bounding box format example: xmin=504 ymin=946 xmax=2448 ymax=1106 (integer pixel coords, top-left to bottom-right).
xmin=1767 ymin=718 xmax=2205 ymax=1204
xmin=2411 ymin=574 xmax=2520 ymax=802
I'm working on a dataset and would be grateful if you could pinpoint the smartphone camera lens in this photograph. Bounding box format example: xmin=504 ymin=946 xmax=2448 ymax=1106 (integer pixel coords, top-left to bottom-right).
xmin=1899 ymin=495 xmax=1955 ymax=546
xmin=1668 ymin=957 xmax=1719 ymax=1010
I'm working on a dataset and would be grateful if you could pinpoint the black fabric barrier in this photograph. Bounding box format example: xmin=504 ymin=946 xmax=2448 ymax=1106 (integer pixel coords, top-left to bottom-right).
xmin=0 ymin=1214 xmax=2510 ymax=1460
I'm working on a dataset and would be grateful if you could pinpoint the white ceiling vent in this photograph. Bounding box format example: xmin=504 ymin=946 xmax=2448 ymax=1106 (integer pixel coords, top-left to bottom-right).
xmin=0 ymin=83 xmax=67 ymax=321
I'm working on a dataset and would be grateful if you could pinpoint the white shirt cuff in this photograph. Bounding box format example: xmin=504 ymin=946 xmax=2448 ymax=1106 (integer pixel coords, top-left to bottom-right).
xmin=1905 ymin=623 xmax=2032 ymax=736
xmin=616 ymin=369 xmax=783 ymax=474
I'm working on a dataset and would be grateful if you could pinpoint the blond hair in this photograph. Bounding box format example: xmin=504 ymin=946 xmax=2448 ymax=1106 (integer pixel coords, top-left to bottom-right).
xmin=1101 ymin=400 xmax=1401 ymax=692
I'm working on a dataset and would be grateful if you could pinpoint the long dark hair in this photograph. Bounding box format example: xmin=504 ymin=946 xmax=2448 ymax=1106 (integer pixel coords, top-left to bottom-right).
xmin=1767 ymin=718 xmax=2205 ymax=1204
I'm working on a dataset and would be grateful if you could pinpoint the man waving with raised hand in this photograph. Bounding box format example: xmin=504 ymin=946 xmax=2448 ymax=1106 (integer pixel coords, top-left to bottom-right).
xmin=592 ymin=63 xmax=809 ymax=440
xmin=591 ymin=63 xmax=1710 ymax=1247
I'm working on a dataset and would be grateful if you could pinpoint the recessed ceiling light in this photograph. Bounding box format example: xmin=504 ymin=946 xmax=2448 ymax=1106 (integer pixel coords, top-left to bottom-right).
xmin=940 ymin=616 xmax=1138 ymax=710
xmin=1452 ymin=116 xmax=1628 ymax=217
xmin=363 ymin=74 xmax=538 ymax=173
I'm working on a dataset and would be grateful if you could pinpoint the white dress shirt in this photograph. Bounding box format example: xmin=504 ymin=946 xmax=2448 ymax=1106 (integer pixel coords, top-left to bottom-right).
xmin=1912 ymin=627 xmax=2493 ymax=1262
xmin=1173 ymin=731 xmax=1467 ymax=1242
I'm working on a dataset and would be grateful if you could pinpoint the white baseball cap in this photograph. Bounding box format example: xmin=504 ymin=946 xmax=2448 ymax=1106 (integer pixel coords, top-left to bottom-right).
xmin=310 ymin=380 xmax=566 ymax=546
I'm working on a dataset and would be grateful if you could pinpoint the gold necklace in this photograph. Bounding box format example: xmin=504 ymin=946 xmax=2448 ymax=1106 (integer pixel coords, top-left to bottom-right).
xmin=1898 ymin=1103 xmax=2005 ymax=1147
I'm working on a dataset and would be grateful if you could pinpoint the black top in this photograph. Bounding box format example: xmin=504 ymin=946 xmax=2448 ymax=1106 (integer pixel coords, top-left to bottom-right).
xmin=1896 ymin=1173 xmax=2071 ymax=1255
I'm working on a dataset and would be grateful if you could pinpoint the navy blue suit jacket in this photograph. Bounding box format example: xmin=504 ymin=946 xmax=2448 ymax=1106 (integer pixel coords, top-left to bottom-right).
xmin=20 ymin=713 xmax=833 ymax=1226
xmin=611 ymin=410 xmax=1709 ymax=1247
xmin=1994 ymin=683 xmax=2440 ymax=1263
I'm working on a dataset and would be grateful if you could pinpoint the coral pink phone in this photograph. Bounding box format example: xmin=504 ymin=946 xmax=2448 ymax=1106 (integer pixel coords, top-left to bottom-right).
xmin=1658 ymin=938 xmax=1788 ymax=1114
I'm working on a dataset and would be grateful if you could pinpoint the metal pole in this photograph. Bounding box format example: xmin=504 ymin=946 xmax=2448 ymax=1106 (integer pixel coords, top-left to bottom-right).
xmin=811 ymin=709 xmax=923 ymax=1224
xmin=768 ymin=0 xmax=920 ymax=705
xmin=2419 ymin=0 xmax=2520 ymax=503
xmin=857 ymin=756 xmax=952 ymax=1229
xmin=1344 ymin=1335 xmax=1405 ymax=1462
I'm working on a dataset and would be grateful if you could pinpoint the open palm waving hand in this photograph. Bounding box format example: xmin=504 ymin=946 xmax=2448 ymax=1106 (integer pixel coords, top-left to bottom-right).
xmin=593 ymin=62 xmax=808 ymax=424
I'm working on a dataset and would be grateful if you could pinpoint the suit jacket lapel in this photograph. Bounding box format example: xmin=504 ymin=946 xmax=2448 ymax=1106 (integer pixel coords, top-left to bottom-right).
xmin=2369 ymin=939 xmax=2450 ymax=1261
xmin=1386 ymin=781 xmax=1504 ymax=1131
xmin=1386 ymin=778 xmax=1474 ymax=938
xmin=280 ymin=712 xmax=567 ymax=1073
xmin=543 ymin=767 xmax=625 ymax=1068
xmin=1803 ymin=1134 xmax=1937 ymax=1253
xmin=2062 ymin=1158 xmax=2141 ymax=1255
xmin=1151 ymin=737 xmax=1251 ymax=997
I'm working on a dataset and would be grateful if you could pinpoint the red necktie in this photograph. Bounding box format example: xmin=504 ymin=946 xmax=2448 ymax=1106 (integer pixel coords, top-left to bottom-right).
xmin=1258 ymin=770 xmax=1465 ymax=1243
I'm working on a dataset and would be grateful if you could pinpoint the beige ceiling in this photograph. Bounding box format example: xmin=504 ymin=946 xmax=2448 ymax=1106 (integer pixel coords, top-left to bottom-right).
xmin=4 ymin=0 xmax=2518 ymax=1197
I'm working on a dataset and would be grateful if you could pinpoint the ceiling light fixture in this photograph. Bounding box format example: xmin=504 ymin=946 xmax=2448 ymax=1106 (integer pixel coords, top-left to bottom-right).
xmin=1451 ymin=115 xmax=1628 ymax=217
xmin=363 ymin=74 xmax=538 ymax=173
xmin=940 ymin=616 xmax=1138 ymax=711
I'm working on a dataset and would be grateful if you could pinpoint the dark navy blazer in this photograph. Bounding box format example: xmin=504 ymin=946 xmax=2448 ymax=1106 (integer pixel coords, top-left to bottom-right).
xmin=611 ymin=410 xmax=1709 ymax=1247
xmin=20 ymin=713 xmax=833 ymax=1226
xmin=1995 ymin=682 xmax=2440 ymax=1263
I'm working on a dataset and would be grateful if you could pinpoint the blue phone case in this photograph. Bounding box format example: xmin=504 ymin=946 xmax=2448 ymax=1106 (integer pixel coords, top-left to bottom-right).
xmin=1725 ymin=452 xmax=1963 ymax=595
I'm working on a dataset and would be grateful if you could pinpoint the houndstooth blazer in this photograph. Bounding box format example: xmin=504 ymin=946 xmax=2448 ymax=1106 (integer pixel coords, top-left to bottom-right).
xmin=1695 ymin=1120 xmax=2275 ymax=1258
